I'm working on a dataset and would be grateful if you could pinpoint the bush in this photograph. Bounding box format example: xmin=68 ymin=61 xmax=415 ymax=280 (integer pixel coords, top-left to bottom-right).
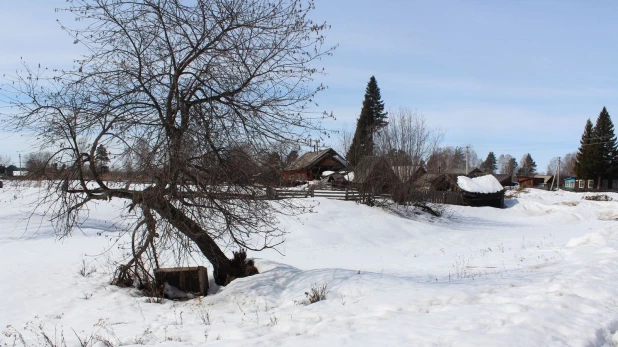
xmin=305 ymin=283 xmax=328 ymax=304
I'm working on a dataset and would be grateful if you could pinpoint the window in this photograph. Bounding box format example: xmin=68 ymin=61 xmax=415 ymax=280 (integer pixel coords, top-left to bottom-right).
xmin=588 ymin=179 xmax=594 ymax=189
xmin=613 ymin=180 xmax=618 ymax=189
xmin=579 ymin=180 xmax=585 ymax=189
xmin=603 ymin=180 xmax=608 ymax=189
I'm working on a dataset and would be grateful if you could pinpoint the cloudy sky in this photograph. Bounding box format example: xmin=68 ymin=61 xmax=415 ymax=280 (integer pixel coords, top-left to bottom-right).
xmin=1 ymin=0 xmax=618 ymax=172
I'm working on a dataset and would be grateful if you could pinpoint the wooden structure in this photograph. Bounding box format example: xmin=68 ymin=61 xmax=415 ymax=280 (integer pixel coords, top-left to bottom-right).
xmin=428 ymin=173 xmax=505 ymax=208
xmin=491 ymin=174 xmax=513 ymax=188
xmin=517 ymin=176 xmax=535 ymax=188
xmin=154 ymin=266 xmax=209 ymax=297
xmin=282 ymin=148 xmax=348 ymax=183
xmin=563 ymin=176 xmax=618 ymax=191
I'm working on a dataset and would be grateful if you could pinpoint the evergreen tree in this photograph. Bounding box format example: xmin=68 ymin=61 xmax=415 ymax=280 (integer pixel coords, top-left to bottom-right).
xmin=95 ymin=144 xmax=111 ymax=174
xmin=346 ymin=76 xmax=388 ymax=166
xmin=575 ymin=119 xmax=595 ymax=179
xmin=591 ymin=107 xmax=617 ymax=177
xmin=481 ymin=152 xmax=497 ymax=174
xmin=517 ymin=153 xmax=536 ymax=176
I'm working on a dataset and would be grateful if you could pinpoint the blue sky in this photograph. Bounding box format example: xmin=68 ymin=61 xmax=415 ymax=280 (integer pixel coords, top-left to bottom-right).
xmin=2 ymin=1 xmax=618 ymax=172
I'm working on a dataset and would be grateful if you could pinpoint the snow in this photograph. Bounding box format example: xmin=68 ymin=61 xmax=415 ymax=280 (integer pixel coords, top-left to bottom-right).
xmin=457 ymin=174 xmax=505 ymax=193
xmin=2 ymin=184 xmax=618 ymax=346
xmin=321 ymin=170 xmax=335 ymax=177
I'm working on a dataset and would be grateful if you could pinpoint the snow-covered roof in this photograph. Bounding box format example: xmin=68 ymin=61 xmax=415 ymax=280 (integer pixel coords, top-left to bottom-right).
xmin=457 ymin=174 xmax=504 ymax=194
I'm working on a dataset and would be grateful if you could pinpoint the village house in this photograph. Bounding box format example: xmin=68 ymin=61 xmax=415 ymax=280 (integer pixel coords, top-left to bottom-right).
xmin=282 ymin=148 xmax=348 ymax=183
xmin=563 ymin=176 xmax=618 ymax=191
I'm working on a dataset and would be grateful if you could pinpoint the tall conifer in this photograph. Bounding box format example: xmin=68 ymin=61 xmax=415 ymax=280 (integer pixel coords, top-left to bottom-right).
xmin=575 ymin=119 xmax=595 ymax=179
xmin=592 ymin=107 xmax=617 ymax=176
xmin=347 ymin=76 xmax=388 ymax=166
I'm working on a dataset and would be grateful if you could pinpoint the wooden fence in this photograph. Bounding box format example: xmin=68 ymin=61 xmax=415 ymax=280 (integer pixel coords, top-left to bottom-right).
xmin=273 ymin=188 xmax=463 ymax=205
xmin=273 ymin=188 xmax=366 ymax=201
xmin=408 ymin=190 xmax=464 ymax=205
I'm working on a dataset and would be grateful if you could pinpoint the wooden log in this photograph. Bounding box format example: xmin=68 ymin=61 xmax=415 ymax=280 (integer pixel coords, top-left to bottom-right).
xmin=154 ymin=266 xmax=209 ymax=297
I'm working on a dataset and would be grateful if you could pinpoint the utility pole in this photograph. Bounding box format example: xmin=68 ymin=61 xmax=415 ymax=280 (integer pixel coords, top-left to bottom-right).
xmin=465 ymin=145 xmax=469 ymax=175
xmin=19 ymin=153 xmax=21 ymax=171
xmin=558 ymin=157 xmax=560 ymax=191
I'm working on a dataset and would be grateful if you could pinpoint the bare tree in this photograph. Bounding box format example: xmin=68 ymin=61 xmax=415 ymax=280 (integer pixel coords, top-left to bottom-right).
xmin=24 ymin=151 xmax=54 ymax=178
xmin=333 ymin=124 xmax=354 ymax=158
xmin=370 ymin=108 xmax=444 ymax=213
xmin=375 ymin=108 xmax=443 ymax=178
xmin=547 ymin=152 xmax=576 ymax=177
xmin=1 ymin=0 xmax=333 ymax=286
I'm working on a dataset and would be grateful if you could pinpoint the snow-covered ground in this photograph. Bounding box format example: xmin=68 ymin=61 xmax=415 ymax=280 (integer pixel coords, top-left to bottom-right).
xmin=1 ymin=183 xmax=618 ymax=346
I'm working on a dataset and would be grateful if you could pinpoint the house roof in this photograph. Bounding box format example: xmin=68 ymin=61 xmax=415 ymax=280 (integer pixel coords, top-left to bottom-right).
xmin=285 ymin=148 xmax=347 ymax=171
xmin=491 ymin=174 xmax=512 ymax=186
xmin=457 ymin=175 xmax=504 ymax=194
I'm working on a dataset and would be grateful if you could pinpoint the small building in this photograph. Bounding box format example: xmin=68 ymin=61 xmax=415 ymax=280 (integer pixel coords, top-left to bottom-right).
xmin=282 ymin=148 xmax=348 ymax=183
xmin=517 ymin=176 xmax=535 ymax=188
xmin=533 ymin=175 xmax=554 ymax=189
xmin=456 ymin=175 xmax=506 ymax=208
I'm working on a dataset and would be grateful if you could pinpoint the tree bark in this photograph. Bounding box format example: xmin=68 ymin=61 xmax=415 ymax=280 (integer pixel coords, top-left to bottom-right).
xmin=148 ymin=199 xmax=235 ymax=285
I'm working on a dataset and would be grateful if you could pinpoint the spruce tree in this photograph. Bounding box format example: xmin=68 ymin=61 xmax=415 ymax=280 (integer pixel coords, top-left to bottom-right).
xmin=517 ymin=153 xmax=537 ymax=176
xmin=481 ymin=152 xmax=497 ymax=174
xmin=575 ymin=119 xmax=595 ymax=179
xmin=346 ymin=76 xmax=388 ymax=166
xmin=592 ymin=107 xmax=617 ymax=176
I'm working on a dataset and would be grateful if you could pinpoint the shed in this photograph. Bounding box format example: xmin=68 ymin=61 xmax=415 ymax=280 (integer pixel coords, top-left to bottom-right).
xmin=457 ymin=175 xmax=506 ymax=208
xmin=282 ymin=148 xmax=348 ymax=183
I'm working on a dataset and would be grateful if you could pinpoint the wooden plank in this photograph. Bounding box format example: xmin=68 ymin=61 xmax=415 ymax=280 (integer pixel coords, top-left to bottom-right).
xmin=154 ymin=266 xmax=209 ymax=297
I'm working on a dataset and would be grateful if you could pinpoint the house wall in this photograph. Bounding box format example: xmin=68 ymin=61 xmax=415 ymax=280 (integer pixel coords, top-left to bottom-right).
xmin=566 ymin=177 xmax=618 ymax=191
xmin=282 ymin=170 xmax=311 ymax=182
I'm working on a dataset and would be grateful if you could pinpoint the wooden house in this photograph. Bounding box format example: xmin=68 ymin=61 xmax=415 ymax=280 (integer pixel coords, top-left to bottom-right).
xmin=517 ymin=176 xmax=535 ymax=188
xmin=563 ymin=176 xmax=618 ymax=191
xmin=282 ymin=148 xmax=348 ymax=183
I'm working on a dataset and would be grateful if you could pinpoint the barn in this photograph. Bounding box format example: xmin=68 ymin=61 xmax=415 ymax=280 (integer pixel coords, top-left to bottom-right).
xmin=282 ymin=148 xmax=348 ymax=183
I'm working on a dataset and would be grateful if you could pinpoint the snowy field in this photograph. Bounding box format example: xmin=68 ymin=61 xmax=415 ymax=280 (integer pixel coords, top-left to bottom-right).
xmin=1 ymin=183 xmax=618 ymax=346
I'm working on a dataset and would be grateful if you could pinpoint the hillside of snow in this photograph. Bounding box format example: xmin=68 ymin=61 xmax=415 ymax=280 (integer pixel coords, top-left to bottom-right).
xmin=1 ymin=184 xmax=618 ymax=346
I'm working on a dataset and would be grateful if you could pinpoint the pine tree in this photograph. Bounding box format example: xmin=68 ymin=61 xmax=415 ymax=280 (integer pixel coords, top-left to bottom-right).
xmin=481 ymin=152 xmax=497 ymax=174
xmin=575 ymin=119 xmax=595 ymax=179
xmin=346 ymin=76 xmax=388 ymax=166
xmin=517 ymin=153 xmax=536 ymax=176
xmin=95 ymin=144 xmax=111 ymax=174
xmin=592 ymin=107 xmax=617 ymax=177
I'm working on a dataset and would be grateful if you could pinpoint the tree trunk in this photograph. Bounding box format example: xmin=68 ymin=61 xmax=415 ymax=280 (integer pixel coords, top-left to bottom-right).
xmin=148 ymin=199 xmax=237 ymax=285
